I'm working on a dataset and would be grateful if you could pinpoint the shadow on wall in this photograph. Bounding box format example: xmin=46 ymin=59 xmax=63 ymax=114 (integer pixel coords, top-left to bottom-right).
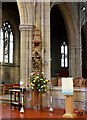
xmin=1 ymin=79 xmax=14 ymax=84
xmin=1 ymin=71 xmax=14 ymax=84
xmin=58 ymin=68 xmax=69 ymax=77
xmin=82 ymin=68 xmax=87 ymax=78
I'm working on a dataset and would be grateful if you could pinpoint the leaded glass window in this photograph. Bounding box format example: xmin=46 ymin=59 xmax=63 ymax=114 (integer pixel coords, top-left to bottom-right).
xmin=0 ymin=21 xmax=13 ymax=63
xmin=61 ymin=42 xmax=68 ymax=67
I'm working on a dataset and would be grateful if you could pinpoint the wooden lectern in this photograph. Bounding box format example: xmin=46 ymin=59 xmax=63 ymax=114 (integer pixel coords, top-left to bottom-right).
xmin=62 ymin=77 xmax=77 ymax=118
xmin=63 ymin=95 xmax=77 ymax=118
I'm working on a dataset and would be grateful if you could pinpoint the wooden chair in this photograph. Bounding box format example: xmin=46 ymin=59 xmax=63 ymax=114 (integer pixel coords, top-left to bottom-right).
xmin=4 ymin=84 xmax=13 ymax=94
xmin=73 ymin=77 xmax=85 ymax=87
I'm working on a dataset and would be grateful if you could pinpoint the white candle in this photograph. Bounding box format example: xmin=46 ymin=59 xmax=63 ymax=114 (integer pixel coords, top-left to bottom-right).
xmin=22 ymin=96 xmax=23 ymax=104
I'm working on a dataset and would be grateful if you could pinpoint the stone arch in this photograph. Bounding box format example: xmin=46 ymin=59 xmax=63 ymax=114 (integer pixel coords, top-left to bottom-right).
xmin=59 ymin=3 xmax=80 ymax=47
xmin=51 ymin=2 xmax=82 ymax=78
xmin=15 ymin=1 xmax=35 ymax=85
xmin=16 ymin=1 xmax=35 ymax=25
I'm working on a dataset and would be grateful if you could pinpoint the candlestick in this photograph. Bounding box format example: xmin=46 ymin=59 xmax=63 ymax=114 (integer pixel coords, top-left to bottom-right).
xmin=49 ymin=84 xmax=54 ymax=112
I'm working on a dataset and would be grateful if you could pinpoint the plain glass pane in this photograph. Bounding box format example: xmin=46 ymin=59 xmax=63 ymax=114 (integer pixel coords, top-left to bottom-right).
xmin=65 ymin=46 xmax=67 ymax=54
xmin=9 ymin=33 xmax=13 ymax=63
xmin=5 ymin=54 xmax=8 ymax=63
xmin=61 ymin=45 xmax=64 ymax=54
xmin=0 ymin=29 xmax=3 ymax=62
xmin=61 ymin=58 xmax=64 ymax=67
xmin=65 ymin=58 xmax=68 ymax=67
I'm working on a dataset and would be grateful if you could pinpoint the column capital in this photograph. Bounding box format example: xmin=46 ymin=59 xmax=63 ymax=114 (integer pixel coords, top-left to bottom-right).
xmin=19 ymin=24 xmax=35 ymax=31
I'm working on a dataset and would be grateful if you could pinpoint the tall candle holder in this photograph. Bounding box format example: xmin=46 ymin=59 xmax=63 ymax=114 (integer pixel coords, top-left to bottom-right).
xmin=20 ymin=81 xmax=24 ymax=113
xmin=27 ymin=82 xmax=32 ymax=102
xmin=49 ymin=84 xmax=54 ymax=112
xmin=20 ymin=92 xmax=24 ymax=113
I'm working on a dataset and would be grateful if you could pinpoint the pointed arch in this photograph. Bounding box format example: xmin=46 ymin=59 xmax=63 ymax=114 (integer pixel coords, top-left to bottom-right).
xmin=51 ymin=2 xmax=82 ymax=77
xmin=16 ymin=1 xmax=35 ymax=25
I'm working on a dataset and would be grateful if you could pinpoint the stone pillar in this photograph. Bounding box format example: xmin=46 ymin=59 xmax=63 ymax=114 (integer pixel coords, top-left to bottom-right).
xmin=75 ymin=46 xmax=82 ymax=77
xmin=44 ymin=2 xmax=50 ymax=80
xmin=41 ymin=3 xmax=45 ymax=72
xmin=19 ymin=25 xmax=34 ymax=87
xmin=69 ymin=46 xmax=82 ymax=78
xmin=69 ymin=46 xmax=76 ymax=78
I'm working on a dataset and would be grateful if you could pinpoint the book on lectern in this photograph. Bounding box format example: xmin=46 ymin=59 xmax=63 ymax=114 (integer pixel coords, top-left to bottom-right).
xmin=62 ymin=77 xmax=73 ymax=95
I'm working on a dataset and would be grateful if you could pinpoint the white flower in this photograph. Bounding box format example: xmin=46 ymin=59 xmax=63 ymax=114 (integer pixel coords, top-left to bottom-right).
xmin=41 ymin=86 xmax=43 ymax=88
xmin=31 ymin=72 xmax=34 ymax=75
xmin=41 ymin=72 xmax=44 ymax=74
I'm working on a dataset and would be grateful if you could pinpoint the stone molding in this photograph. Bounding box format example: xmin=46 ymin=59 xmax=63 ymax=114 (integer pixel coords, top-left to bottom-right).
xmin=19 ymin=24 xmax=35 ymax=31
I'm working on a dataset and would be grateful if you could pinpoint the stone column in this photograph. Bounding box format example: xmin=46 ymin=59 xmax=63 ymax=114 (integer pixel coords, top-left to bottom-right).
xmin=69 ymin=46 xmax=76 ymax=78
xmin=41 ymin=2 xmax=45 ymax=72
xmin=19 ymin=25 xmax=34 ymax=87
xmin=75 ymin=46 xmax=82 ymax=77
xmin=69 ymin=6 xmax=82 ymax=78
xmin=44 ymin=2 xmax=50 ymax=80
xmin=69 ymin=46 xmax=82 ymax=78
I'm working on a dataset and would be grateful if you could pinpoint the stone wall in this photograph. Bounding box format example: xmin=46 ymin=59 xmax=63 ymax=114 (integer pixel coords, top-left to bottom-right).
xmin=0 ymin=65 xmax=20 ymax=84
xmin=0 ymin=3 xmax=20 ymax=84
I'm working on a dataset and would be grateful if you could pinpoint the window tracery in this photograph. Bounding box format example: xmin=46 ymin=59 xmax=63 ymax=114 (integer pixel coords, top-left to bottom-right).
xmin=0 ymin=21 xmax=13 ymax=63
xmin=61 ymin=42 xmax=68 ymax=67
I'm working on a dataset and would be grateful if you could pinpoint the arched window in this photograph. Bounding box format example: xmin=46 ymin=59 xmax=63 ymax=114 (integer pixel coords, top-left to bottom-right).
xmin=0 ymin=21 xmax=13 ymax=63
xmin=61 ymin=42 xmax=68 ymax=67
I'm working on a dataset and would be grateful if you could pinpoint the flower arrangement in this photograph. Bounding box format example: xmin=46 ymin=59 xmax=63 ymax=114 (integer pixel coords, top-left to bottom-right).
xmin=29 ymin=71 xmax=49 ymax=94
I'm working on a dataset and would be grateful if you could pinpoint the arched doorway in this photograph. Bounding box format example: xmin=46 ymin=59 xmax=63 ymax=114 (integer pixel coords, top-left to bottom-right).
xmin=50 ymin=5 xmax=69 ymax=79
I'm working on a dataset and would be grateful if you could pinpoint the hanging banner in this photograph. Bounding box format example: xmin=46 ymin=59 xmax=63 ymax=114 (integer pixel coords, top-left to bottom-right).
xmin=62 ymin=77 xmax=73 ymax=95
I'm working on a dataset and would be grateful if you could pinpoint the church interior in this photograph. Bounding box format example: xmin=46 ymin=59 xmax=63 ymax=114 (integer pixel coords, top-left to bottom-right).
xmin=0 ymin=0 xmax=87 ymax=119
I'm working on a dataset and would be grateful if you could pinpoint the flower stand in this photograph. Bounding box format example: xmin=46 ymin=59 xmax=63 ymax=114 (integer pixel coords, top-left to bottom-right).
xmin=31 ymin=90 xmax=42 ymax=110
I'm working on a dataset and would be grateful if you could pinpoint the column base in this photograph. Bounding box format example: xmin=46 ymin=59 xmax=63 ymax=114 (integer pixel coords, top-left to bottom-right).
xmin=63 ymin=113 xmax=77 ymax=118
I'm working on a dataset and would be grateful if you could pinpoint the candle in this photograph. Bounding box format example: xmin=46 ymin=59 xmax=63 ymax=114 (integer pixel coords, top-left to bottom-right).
xmin=22 ymin=96 xmax=23 ymax=104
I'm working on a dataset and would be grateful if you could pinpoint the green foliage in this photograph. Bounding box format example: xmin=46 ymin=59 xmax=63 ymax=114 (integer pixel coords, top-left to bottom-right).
xmin=29 ymin=72 xmax=49 ymax=94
